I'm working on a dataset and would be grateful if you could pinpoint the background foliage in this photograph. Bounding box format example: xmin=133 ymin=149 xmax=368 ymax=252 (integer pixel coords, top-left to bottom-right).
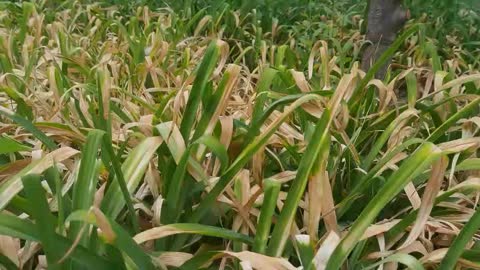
xmin=1 ymin=0 xmax=480 ymax=269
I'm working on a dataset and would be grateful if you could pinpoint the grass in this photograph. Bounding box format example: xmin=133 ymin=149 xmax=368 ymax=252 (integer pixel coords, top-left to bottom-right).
xmin=0 ymin=0 xmax=480 ymax=269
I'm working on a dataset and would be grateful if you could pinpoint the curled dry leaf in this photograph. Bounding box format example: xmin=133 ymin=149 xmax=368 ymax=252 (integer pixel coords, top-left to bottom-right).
xmin=93 ymin=183 xmax=106 ymax=208
xmin=308 ymin=164 xmax=323 ymax=240
xmin=134 ymin=225 xmax=197 ymax=244
xmin=155 ymin=252 xmax=193 ymax=268
xmin=320 ymin=170 xmax=338 ymax=234
xmin=152 ymin=196 xmax=164 ymax=227
xmin=0 ymin=235 xmax=20 ymax=267
xmin=360 ymin=220 xmax=401 ymax=241
xmin=420 ymin=248 xmax=448 ymax=265
xmin=399 ymin=156 xmax=449 ymax=249
xmin=240 ymin=261 xmax=254 ymax=270
xmin=91 ymin=207 xmax=117 ymax=244
xmin=438 ymin=137 xmax=480 ymax=154
xmin=222 ymin=251 xmax=299 ymax=270
xmin=404 ymin=181 xmax=422 ymax=210
xmin=313 ymin=231 xmax=340 ymax=270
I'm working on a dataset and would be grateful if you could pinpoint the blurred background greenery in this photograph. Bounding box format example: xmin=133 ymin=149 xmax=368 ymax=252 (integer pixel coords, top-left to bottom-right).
xmin=1 ymin=0 xmax=480 ymax=269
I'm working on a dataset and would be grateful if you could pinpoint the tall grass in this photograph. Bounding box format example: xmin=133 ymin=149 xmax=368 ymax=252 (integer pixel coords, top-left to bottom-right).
xmin=1 ymin=0 xmax=480 ymax=269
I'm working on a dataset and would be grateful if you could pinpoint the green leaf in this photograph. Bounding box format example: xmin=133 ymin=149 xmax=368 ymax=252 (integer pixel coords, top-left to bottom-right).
xmin=21 ymin=174 xmax=64 ymax=269
xmin=406 ymin=71 xmax=418 ymax=109
xmin=0 ymin=86 xmax=33 ymax=119
xmin=245 ymin=91 xmax=331 ymax=148
xmin=295 ymin=235 xmax=315 ymax=270
xmin=172 ymin=94 xmax=325 ymax=252
xmin=427 ymin=97 xmax=480 ymax=142
xmin=194 ymin=135 xmax=229 ymax=173
xmin=0 ymin=254 xmax=18 ymax=270
xmin=45 ymin=166 xmax=66 ymax=233
xmin=327 ymin=143 xmax=442 ymax=269
xmin=102 ymin=135 xmax=140 ymax=233
xmin=69 ymin=130 xmax=105 ymax=246
xmin=192 ymin=65 xmax=241 ymax=142
xmin=456 ymin=158 xmax=480 ymax=171
xmin=186 ymin=94 xmax=323 ymax=225
xmin=338 ymin=138 xmax=425 ymax=218
xmin=67 ymin=209 xmax=156 ymax=270
xmin=0 ymin=135 xmax=31 ymax=154
xmin=362 ymin=110 xmax=417 ymax=170
xmin=439 ymin=206 xmax=480 ymax=270
xmin=267 ymin=108 xmax=331 ymax=257
xmin=0 ymin=213 xmax=114 ymax=268
xmin=0 ymin=109 xmax=57 ymax=150
xmin=253 ymin=178 xmax=281 ymax=254
xmin=244 ymin=67 xmax=278 ymax=144
xmin=163 ymin=145 xmax=192 ymax=224
xmin=180 ymin=40 xmax=221 ymax=144
xmin=180 ymin=251 xmax=222 ymax=270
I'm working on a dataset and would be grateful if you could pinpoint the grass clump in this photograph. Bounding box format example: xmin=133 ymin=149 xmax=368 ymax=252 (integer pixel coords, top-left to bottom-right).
xmin=1 ymin=0 xmax=480 ymax=269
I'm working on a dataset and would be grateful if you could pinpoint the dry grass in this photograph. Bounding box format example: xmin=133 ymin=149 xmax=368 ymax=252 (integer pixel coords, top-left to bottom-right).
xmin=1 ymin=1 xmax=480 ymax=269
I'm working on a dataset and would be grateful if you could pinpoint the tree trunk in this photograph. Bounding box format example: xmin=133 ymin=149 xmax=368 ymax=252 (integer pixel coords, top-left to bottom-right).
xmin=361 ymin=0 xmax=410 ymax=79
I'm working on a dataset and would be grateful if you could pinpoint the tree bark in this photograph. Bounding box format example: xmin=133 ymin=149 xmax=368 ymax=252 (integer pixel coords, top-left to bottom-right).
xmin=361 ymin=0 xmax=410 ymax=79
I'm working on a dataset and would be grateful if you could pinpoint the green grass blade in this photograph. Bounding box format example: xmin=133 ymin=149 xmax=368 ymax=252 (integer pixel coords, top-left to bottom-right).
xmin=326 ymin=143 xmax=442 ymax=269
xmin=69 ymin=130 xmax=105 ymax=246
xmin=406 ymin=71 xmax=418 ymax=108
xmin=67 ymin=209 xmax=156 ymax=270
xmin=253 ymin=178 xmax=281 ymax=254
xmin=439 ymin=207 xmax=480 ymax=270
xmin=0 ymin=213 xmax=114 ymax=268
xmin=244 ymin=67 xmax=278 ymax=144
xmin=362 ymin=110 xmax=417 ymax=170
xmin=461 ymin=250 xmax=480 ymax=265
xmin=163 ymin=145 xmax=192 ymax=224
xmin=0 ymin=108 xmax=57 ymax=150
xmin=0 ymin=254 xmax=18 ymax=270
xmin=427 ymin=97 xmax=480 ymax=142
xmin=191 ymin=65 xmax=241 ymax=141
xmin=164 ymin=134 xmax=228 ymax=225
xmin=180 ymin=41 xmax=221 ymax=144
xmin=0 ymin=135 xmax=31 ymax=154
xmin=0 ymin=86 xmax=32 ymax=119
xmin=21 ymin=174 xmax=64 ymax=269
xmin=0 ymin=213 xmax=37 ymax=241
xmin=426 ymin=41 xmax=442 ymax=73
xmin=102 ymin=135 xmax=140 ymax=233
xmin=267 ymin=108 xmax=331 ymax=257
xmin=338 ymin=138 xmax=425 ymax=217
xmin=456 ymin=158 xmax=480 ymax=171
xmin=186 ymin=94 xmax=322 ymax=225
xmin=180 ymin=251 xmax=221 ymax=270
xmin=45 ymin=166 xmax=66 ymax=233
xmin=295 ymin=235 xmax=315 ymax=270
xmin=194 ymin=135 xmax=229 ymax=173
xmin=244 ymin=91 xmax=332 ymax=147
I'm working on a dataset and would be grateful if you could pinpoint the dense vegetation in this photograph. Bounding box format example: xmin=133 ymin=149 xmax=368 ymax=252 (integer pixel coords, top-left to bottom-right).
xmin=1 ymin=0 xmax=480 ymax=269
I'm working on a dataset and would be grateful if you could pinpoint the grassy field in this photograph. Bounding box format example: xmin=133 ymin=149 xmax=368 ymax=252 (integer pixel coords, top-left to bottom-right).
xmin=1 ymin=0 xmax=480 ymax=269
